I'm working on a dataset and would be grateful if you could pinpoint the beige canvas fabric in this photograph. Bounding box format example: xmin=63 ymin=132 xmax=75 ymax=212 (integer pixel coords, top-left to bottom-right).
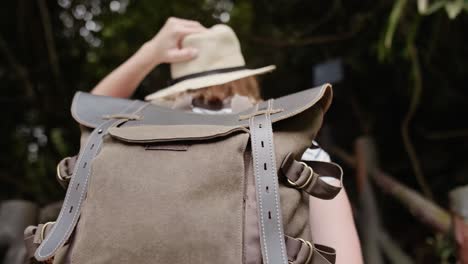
xmin=71 ymin=96 xmax=328 ymax=263
xmin=26 ymin=85 xmax=341 ymax=264
xmin=71 ymin=127 xmax=250 ymax=263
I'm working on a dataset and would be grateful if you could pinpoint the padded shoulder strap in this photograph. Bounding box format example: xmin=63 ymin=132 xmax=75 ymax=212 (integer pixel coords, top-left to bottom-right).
xmin=34 ymin=101 xmax=146 ymax=261
xmin=71 ymin=84 xmax=332 ymax=128
xmin=249 ymin=100 xmax=288 ymax=264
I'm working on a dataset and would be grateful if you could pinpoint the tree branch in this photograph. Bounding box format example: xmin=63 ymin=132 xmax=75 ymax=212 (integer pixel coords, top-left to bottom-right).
xmin=378 ymin=231 xmax=414 ymax=264
xmin=422 ymin=128 xmax=468 ymax=140
xmin=37 ymin=0 xmax=63 ymax=91
xmin=373 ymin=169 xmax=451 ymax=234
xmin=333 ymin=138 xmax=451 ymax=234
xmin=402 ymin=43 xmax=433 ymax=199
xmin=450 ymin=186 xmax=468 ymax=263
xmin=355 ymin=137 xmax=385 ymax=263
xmin=0 ymin=35 xmax=34 ymax=99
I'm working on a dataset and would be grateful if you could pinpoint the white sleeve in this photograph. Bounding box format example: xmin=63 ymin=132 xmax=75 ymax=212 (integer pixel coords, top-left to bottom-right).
xmin=301 ymin=141 xmax=338 ymax=185
xmin=301 ymin=143 xmax=331 ymax=162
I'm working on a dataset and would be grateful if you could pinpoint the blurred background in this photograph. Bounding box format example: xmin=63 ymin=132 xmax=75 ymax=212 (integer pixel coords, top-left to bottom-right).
xmin=0 ymin=0 xmax=467 ymax=263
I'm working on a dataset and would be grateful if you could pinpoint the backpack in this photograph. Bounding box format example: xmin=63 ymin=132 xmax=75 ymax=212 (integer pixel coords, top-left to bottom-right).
xmin=24 ymin=84 xmax=343 ymax=264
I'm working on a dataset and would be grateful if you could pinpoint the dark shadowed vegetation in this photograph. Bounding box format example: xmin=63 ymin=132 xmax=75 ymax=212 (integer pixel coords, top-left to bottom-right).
xmin=1 ymin=0 xmax=467 ymax=263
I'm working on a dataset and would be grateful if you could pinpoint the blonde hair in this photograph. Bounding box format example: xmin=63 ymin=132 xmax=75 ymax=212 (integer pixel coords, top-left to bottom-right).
xmin=164 ymin=76 xmax=261 ymax=107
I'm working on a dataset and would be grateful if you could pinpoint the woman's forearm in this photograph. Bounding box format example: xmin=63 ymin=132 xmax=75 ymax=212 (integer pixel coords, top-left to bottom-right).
xmin=309 ymin=189 xmax=363 ymax=264
xmin=90 ymin=42 xmax=160 ymax=98
xmin=90 ymin=17 xmax=206 ymax=98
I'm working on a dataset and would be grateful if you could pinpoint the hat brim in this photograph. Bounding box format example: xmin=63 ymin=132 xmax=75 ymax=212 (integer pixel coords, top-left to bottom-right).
xmin=145 ymin=65 xmax=276 ymax=100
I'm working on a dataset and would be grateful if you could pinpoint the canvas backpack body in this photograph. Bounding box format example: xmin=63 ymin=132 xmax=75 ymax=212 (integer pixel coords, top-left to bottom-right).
xmin=25 ymin=84 xmax=343 ymax=264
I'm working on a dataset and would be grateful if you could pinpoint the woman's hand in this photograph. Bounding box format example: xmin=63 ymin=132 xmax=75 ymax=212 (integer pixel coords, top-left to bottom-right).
xmin=145 ymin=17 xmax=206 ymax=65
xmin=91 ymin=17 xmax=206 ymax=98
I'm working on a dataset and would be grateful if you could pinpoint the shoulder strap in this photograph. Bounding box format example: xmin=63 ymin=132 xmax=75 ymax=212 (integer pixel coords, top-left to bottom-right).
xmin=249 ymin=99 xmax=288 ymax=264
xmin=34 ymin=100 xmax=146 ymax=261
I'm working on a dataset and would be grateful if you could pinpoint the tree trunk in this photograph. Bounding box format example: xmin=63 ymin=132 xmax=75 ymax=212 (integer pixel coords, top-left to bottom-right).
xmin=450 ymin=186 xmax=468 ymax=264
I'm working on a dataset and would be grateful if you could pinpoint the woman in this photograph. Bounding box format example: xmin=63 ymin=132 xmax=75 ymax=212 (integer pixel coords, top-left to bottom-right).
xmin=91 ymin=17 xmax=363 ymax=264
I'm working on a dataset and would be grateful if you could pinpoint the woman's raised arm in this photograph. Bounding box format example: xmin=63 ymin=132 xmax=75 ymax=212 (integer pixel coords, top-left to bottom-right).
xmin=91 ymin=17 xmax=206 ymax=98
xmin=303 ymin=147 xmax=363 ymax=264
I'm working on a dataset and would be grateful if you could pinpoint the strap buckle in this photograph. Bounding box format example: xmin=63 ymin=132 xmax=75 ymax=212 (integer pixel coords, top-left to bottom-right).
xmin=40 ymin=222 xmax=55 ymax=241
xmin=39 ymin=222 xmax=57 ymax=264
xmin=287 ymin=162 xmax=314 ymax=189
xmin=56 ymin=163 xmax=67 ymax=182
xmin=288 ymin=238 xmax=314 ymax=264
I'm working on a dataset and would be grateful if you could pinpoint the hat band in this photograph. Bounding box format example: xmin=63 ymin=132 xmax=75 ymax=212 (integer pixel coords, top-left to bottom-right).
xmin=168 ymin=66 xmax=247 ymax=86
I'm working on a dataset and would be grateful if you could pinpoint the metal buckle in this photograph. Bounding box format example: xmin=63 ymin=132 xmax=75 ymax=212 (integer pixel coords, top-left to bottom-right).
xmin=56 ymin=162 xmax=67 ymax=182
xmin=287 ymin=162 xmax=314 ymax=189
xmin=40 ymin=222 xmax=55 ymax=241
xmin=288 ymin=238 xmax=314 ymax=264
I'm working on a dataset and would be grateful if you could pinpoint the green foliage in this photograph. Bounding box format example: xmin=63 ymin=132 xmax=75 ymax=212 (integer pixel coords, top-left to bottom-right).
xmin=427 ymin=234 xmax=456 ymax=263
xmin=380 ymin=0 xmax=408 ymax=60
xmin=418 ymin=0 xmax=468 ymax=18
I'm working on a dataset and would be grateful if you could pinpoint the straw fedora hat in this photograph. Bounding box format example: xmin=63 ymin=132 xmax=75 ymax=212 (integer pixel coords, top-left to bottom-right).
xmin=144 ymin=24 xmax=275 ymax=100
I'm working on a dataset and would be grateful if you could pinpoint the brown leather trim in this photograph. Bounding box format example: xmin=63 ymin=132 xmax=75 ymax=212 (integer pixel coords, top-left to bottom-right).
xmin=280 ymin=153 xmax=343 ymax=200
xmin=28 ymin=223 xmax=336 ymax=264
xmin=56 ymin=156 xmax=77 ymax=189
xmin=286 ymin=236 xmax=336 ymax=264
xmin=35 ymin=101 xmax=145 ymax=261
xmin=70 ymin=84 xmax=332 ymax=129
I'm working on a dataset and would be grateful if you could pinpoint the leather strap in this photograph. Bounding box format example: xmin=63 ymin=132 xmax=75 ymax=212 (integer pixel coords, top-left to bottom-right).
xmin=280 ymin=153 xmax=342 ymax=200
xmin=285 ymin=236 xmax=336 ymax=264
xmin=34 ymin=101 xmax=145 ymax=261
xmin=27 ymin=223 xmax=336 ymax=264
xmin=25 ymin=223 xmax=55 ymax=260
xmin=56 ymin=156 xmax=77 ymax=189
xmin=249 ymin=99 xmax=288 ymax=264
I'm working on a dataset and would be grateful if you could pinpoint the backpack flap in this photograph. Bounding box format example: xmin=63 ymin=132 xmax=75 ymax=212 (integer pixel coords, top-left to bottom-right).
xmin=108 ymin=124 xmax=249 ymax=144
xmin=69 ymin=84 xmax=332 ymax=129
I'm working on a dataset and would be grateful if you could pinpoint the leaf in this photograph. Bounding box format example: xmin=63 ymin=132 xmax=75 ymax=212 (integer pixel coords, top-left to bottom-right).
xmin=50 ymin=128 xmax=69 ymax=157
xmin=384 ymin=0 xmax=407 ymax=50
xmin=417 ymin=0 xmax=429 ymax=13
xmin=445 ymin=0 xmax=464 ymax=18
xmin=418 ymin=0 xmax=447 ymax=15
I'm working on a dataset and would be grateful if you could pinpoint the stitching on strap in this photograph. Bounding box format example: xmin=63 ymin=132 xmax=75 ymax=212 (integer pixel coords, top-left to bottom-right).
xmin=36 ymin=101 xmax=142 ymax=260
xmin=239 ymin=108 xmax=283 ymax=121
xmin=266 ymin=99 xmax=288 ymax=264
xmin=102 ymin=114 xmax=142 ymax=120
xmin=239 ymin=99 xmax=283 ymax=121
xmin=249 ymin=116 xmax=269 ymax=263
